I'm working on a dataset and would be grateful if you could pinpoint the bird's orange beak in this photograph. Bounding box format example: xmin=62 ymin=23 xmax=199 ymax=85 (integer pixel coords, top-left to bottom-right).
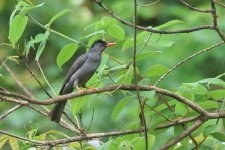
xmin=106 ymin=43 xmax=116 ymax=47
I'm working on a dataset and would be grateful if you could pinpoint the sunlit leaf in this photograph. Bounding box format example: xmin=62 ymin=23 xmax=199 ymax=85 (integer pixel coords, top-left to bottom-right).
xmin=71 ymin=96 xmax=89 ymax=115
xmin=0 ymin=136 xmax=8 ymax=149
xmin=112 ymin=97 xmax=130 ymax=121
xmin=46 ymin=130 xmax=69 ymax=138
xmin=122 ymin=39 xmax=133 ymax=50
xmin=199 ymin=101 xmax=218 ymax=109
xmin=9 ymin=14 xmax=28 ymax=45
xmin=81 ymin=30 xmax=105 ymax=40
xmin=175 ymin=102 xmax=188 ymax=116
xmin=56 ymin=43 xmax=78 ymax=69
xmin=22 ymin=2 xmax=45 ymax=13
xmin=0 ymin=74 xmax=4 ymax=79
xmin=203 ymin=124 xmax=217 ymax=136
xmin=9 ymin=137 xmax=19 ymax=150
xmin=211 ymin=132 xmax=225 ymax=142
xmin=155 ymin=20 xmax=183 ymax=29
xmin=145 ymin=64 xmax=168 ymax=77
xmin=48 ymin=9 xmax=72 ymax=26
xmin=132 ymin=134 xmax=155 ymax=150
xmin=107 ymin=24 xmax=125 ymax=40
xmin=207 ymin=90 xmax=225 ymax=99
xmin=35 ymin=31 xmax=50 ymax=60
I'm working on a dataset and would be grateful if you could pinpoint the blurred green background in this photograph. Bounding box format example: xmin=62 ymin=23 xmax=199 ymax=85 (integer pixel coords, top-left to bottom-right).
xmin=0 ymin=0 xmax=225 ymax=146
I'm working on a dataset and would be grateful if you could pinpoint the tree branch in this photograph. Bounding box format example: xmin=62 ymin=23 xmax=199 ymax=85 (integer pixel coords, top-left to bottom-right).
xmin=133 ymin=0 xmax=148 ymax=149
xmin=94 ymin=0 xmax=215 ymax=34
xmin=160 ymin=118 xmax=206 ymax=150
xmin=0 ymin=129 xmax=144 ymax=147
xmin=155 ymin=41 xmax=224 ymax=85
xmin=179 ymin=0 xmax=211 ymax=13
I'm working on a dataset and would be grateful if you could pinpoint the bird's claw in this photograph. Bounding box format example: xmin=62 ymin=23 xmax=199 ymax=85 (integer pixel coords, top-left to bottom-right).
xmin=87 ymin=87 xmax=97 ymax=91
xmin=78 ymin=89 xmax=85 ymax=94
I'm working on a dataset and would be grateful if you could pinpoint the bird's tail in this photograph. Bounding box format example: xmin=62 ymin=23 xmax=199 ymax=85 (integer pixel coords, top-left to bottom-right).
xmin=50 ymin=101 xmax=67 ymax=123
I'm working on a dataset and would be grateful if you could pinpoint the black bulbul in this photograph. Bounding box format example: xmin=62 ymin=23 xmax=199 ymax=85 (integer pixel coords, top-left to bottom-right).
xmin=50 ymin=39 xmax=116 ymax=122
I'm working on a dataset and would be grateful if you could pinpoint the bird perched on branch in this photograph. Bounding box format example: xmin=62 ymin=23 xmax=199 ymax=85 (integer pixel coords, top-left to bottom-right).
xmin=50 ymin=39 xmax=116 ymax=122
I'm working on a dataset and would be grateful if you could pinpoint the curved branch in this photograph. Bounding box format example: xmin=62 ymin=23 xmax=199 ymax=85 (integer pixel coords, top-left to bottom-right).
xmin=94 ymin=0 xmax=215 ymax=34
xmin=0 ymin=84 xmax=208 ymax=116
xmin=160 ymin=118 xmax=206 ymax=150
xmin=155 ymin=41 xmax=224 ymax=85
xmin=0 ymin=129 xmax=144 ymax=147
xmin=179 ymin=0 xmax=211 ymax=13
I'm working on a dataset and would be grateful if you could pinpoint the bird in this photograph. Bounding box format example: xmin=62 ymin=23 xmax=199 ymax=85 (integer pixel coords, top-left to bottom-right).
xmin=50 ymin=39 xmax=116 ymax=122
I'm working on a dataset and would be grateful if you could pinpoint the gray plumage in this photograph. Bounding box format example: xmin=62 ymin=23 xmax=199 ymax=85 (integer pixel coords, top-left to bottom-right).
xmin=50 ymin=40 xmax=115 ymax=122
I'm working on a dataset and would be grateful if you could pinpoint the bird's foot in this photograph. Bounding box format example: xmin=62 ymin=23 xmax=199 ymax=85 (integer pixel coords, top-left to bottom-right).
xmin=77 ymin=89 xmax=85 ymax=94
xmin=87 ymin=87 xmax=97 ymax=91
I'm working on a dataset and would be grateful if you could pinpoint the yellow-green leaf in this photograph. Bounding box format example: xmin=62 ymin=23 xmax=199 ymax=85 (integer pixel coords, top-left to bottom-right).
xmin=107 ymin=24 xmax=125 ymax=40
xmin=8 ymin=137 xmax=19 ymax=150
xmin=57 ymin=43 xmax=78 ymax=69
xmin=48 ymin=9 xmax=72 ymax=27
xmin=9 ymin=14 xmax=28 ymax=45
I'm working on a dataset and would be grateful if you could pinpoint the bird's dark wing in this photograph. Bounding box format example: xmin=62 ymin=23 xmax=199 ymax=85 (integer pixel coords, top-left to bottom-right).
xmin=59 ymin=53 xmax=88 ymax=94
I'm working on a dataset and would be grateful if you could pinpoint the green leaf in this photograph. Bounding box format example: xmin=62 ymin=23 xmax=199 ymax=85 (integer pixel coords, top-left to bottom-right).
xmin=155 ymin=20 xmax=183 ymax=29
xmin=199 ymin=101 xmax=218 ymax=109
xmin=145 ymin=64 xmax=168 ymax=77
xmin=25 ymin=33 xmax=49 ymax=56
xmin=8 ymin=14 xmax=28 ymax=45
xmin=26 ymin=129 xmax=37 ymax=139
xmin=0 ymin=74 xmax=4 ymax=79
xmin=22 ymin=2 xmax=45 ymax=14
xmin=122 ymin=39 xmax=133 ymax=50
xmin=198 ymin=78 xmax=225 ymax=88
xmin=80 ymin=30 xmax=105 ymax=40
xmin=7 ymin=56 xmax=19 ymax=64
xmin=132 ymin=134 xmax=155 ymax=150
xmin=203 ymin=125 xmax=217 ymax=136
xmin=175 ymin=102 xmax=188 ymax=116
xmin=71 ymin=96 xmax=89 ymax=115
xmin=47 ymin=9 xmax=72 ymax=27
xmin=211 ymin=132 xmax=225 ymax=142
xmin=56 ymin=43 xmax=79 ymax=69
xmin=183 ymin=83 xmax=207 ymax=94
xmin=207 ymin=90 xmax=225 ymax=99
xmin=97 ymin=53 xmax=110 ymax=79
xmin=112 ymin=97 xmax=130 ymax=121
xmin=116 ymin=66 xmax=134 ymax=84
xmin=0 ymin=136 xmax=8 ymax=149
xmin=46 ymin=130 xmax=69 ymax=138
xmin=32 ymin=133 xmax=46 ymax=141
xmin=147 ymin=40 xmax=174 ymax=48
xmin=8 ymin=137 xmax=19 ymax=150
xmin=107 ymin=24 xmax=125 ymax=40
xmin=140 ymin=91 xmax=155 ymax=99
xmin=35 ymin=31 xmax=50 ymax=60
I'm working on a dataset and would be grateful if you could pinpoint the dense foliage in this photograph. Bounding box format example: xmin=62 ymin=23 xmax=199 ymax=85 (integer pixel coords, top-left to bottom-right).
xmin=0 ymin=0 xmax=225 ymax=149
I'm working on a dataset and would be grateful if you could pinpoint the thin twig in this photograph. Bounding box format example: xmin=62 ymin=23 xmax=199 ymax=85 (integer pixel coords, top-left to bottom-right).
xmin=2 ymin=61 xmax=35 ymax=99
xmin=94 ymin=0 xmax=215 ymax=34
xmin=36 ymin=61 xmax=57 ymax=96
xmin=22 ymin=58 xmax=52 ymax=98
xmin=133 ymin=1 xmax=148 ymax=149
xmin=215 ymin=0 xmax=225 ymax=8
xmin=137 ymin=0 xmax=160 ymax=7
xmin=0 ymin=105 xmax=22 ymax=120
xmin=160 ymin=118 xmax=207 ymax=150
xmin=179 ymin=0 xmax=211 ymax=13
xmin=0 ymin=129 xmax=144 ymax=146
xmin=155 ymin=41 xmax=224 ymax=85
xmin=210 ymin=0 xmax=225 ymax=42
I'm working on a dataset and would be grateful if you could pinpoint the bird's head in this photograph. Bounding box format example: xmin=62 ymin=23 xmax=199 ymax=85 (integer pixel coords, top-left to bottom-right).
xmin=89 ymin=39 xmax=116 ymax=53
